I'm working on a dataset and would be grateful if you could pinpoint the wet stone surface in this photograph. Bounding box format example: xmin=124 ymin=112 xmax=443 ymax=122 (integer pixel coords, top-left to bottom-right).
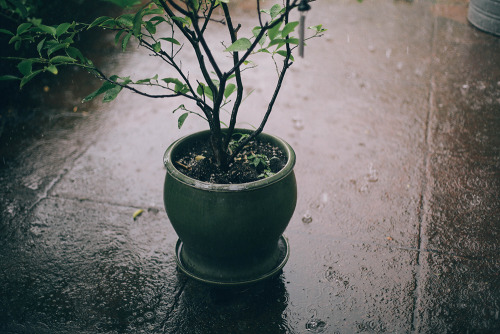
xmin=1 ymin=0 xmax=500 ymax=333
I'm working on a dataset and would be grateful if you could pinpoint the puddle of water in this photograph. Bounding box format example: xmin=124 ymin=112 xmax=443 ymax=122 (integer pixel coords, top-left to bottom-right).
xmin=305 ymin=318 xmax=327 ymax=332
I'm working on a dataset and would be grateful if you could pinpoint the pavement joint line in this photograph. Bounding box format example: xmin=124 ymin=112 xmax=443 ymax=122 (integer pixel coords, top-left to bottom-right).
xmin=410 ymin=9 xmax=439 ymax=332
xmin=378 ymin=243 xmax=497 ymax=263
xmin=42 ymin=194 xmax=166 ymax=213
xmin=22 ymin=134 xmax=108 ymax=218
xmin=160 ymin=275 xmax=188 ymax=332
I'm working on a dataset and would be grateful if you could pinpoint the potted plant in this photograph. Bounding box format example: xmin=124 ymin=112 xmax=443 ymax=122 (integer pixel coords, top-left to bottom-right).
xmin=0 ymin=0 xmax=325 ymax=285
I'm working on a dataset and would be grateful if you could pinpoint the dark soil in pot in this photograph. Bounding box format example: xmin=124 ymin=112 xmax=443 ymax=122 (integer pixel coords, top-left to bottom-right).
xmin=173 ymin=136 xmax=287 ymax=184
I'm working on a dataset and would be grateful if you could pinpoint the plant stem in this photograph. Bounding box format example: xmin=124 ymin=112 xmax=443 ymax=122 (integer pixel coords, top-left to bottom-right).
xmin=222 ymin=3 xmax=244 ymax=148
xmin=228 ymin=0 xmax=294 ymax=161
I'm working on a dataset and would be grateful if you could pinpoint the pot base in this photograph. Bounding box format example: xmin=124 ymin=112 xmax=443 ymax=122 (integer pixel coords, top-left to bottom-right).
xmin=174 ymin=235 xmax=290 ymax=286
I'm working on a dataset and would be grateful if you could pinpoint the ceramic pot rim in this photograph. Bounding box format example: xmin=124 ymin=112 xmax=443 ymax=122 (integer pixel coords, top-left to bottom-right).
xmin=163 ymin=129 xmax=296 ymax=192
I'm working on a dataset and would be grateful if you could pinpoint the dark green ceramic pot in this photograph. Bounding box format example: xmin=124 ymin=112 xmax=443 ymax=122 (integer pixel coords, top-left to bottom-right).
xmin=163 ymin=129 xmax=297 ymax=285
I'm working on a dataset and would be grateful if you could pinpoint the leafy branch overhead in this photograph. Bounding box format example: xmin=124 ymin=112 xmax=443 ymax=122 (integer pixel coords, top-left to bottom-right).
xmin=0 ymin=0 xmax=325 ymax=169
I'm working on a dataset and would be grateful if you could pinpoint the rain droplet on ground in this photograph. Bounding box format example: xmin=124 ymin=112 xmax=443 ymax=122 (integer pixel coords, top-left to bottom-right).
xmin=367 ymin=163 xmax=379 ymax=182
xmin=302 ymin=211 xmax=313 ymax=224
xmin=385 ymin=48 xmax=392 ymax=58
xmin=292 ymin=116 xmax=304 ymax=130
xmin=305 ymin=318 xmax=327 ymax=332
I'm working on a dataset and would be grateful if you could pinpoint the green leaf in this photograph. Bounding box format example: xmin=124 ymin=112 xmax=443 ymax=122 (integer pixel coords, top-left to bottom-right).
xmin=103 ymin=84 xmax=123 ymax=102
xmin=144 ymin=21 xmax=156 ymax=35
xmin=187 ymin=0 xmax=199 ymax=11
xmin=47 ymin=43 xmax=69 ymax=56
xmin=122 ymin=31 xmax=132 ymax=51
xmin=159 ymin=37 xmax=180 ymax=45
xmin=224 ymin=83 xmax=236 ymax=99
xmin=270 ymin=4 xmax=282 ymax=19
xmin=252 ymin=26 xmax=261 ymax=38
xmin=162 ymin=77 xmax=183 ymax=86
xmin=260 ymin=8 xmax=271 ymax=16
xmin=31 ymin=18 xmax=42 ymax=26
xmin=0 ymin=29 xmax=14 ymax=36
xmin=224 ymin=38 xmax=251 ymax=52
xmin=46 ymin=65 xmax=58 ymax=75
xmin=143 ymin=8 xmax=164 ymax=15
xmin=252 ymin=26 xmax=266 ymax=46
xmin=285 ymin=38 xmax=299 ymax=45
xmin=88 ymin=16 xmax=114 ymax=29
xmin=20 ymin=70 xmax=42 ymax=88
xmin=0 ymin=75 xmax=20 ymax=81
xmin=114 ymin=30 xmax=125 ymax=45
xmin=276 ymin=50 xmax=294 ymax=61
xmin=37 ymin=38 xmax=45 ymax=56
xmin=281 ymin=21 xmax=299 ymax=37
xmin=135 ymin=78 xmax=151 ymax=84
xmin=133 ymin=9 xmax=144 ymax=36
xmin=60 ymin=37 xmax=74 ymax=44
xmin=152 ymin=42 xmax=161 ymax=53
xmin=149 ymin=15 xmax=167 ymax=25
xmin=267 ymin=21 xmax=282 ymax=41
xmin=177 ymin=112 xmax=188 ymax=129
xmin=38 ymin=24 xmax=57 ymax=36
xmin=172 ymin=104 xmax=185 ymax=113
xmin=17 ymin=60 xmax=32 ymax=76
xmin=150 ymin=13 xmax=166 ymax=20
xmin=16 ymin=22 xmax=32 ymax=35
xmin=119 ymin=76 xmax=132 ymax=85
xmin=56 ymin=23 xmax=72 ymax=37
xmin=172 ymin=16 xmax=191 ymax=27
xmin=162 ymin=78 xmax=188 ymax=94
xmin=66 ymin=47 xmax=85 ymax=62
xmin=117 ymin=14 xmax=134 ymax=28
xmin=8 ymin=35 xmax=21 ymax=45
xmin=176 ymin=84 xmax=189 ymax=94
xmin=82 ymin=81 xmax=116 ymax=102
xmin=196 ymin=83 xmax=213 ymax=100
xmin=7 ymin=0 xmax=28 ymax=17
xmin=268 ymin=38 xmax=285 ymax=48
xmin=309 ymin=24 xmax=327 ymax=33
xmin=50 ymin=55 xmax=76 ymax=64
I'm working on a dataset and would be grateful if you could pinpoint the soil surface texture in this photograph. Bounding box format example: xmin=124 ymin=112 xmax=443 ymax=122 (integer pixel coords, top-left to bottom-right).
xmin=173 ymin=137 xmax=287 ymax=184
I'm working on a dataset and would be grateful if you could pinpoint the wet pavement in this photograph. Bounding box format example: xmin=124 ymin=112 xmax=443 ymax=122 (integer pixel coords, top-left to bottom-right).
xmin=1 ymin=0 xmax=499 ymax=333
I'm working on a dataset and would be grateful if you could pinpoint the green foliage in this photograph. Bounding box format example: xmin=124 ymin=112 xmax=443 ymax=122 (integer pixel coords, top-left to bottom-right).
xmin=177 ymin=112 xmax=189 ymax=129
xmin=102 ymin=0 xmax=142 ymax=8
xmin=197 ymin=82 xmax=213 ymax=100
xmin=228 ymin=133 xmax=250 ymax=153
xmin=1 ymin=0 xmax=30 ymax=18
xmin=82 ymin=76 xmax=127 ymax=103
xmin=0 ymin=0 xmax=326 ymax=168
xmin=224 ymin=38 xmax=251 ymax=52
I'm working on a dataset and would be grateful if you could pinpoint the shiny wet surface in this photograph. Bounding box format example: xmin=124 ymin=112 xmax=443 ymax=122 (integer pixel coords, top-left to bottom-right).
xmin=1 ymin=0 xmax=499 ymax=333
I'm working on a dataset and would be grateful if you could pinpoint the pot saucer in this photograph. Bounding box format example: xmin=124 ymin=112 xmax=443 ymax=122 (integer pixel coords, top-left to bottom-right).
xmin=174 ymin=235 xmax=290 ymax=286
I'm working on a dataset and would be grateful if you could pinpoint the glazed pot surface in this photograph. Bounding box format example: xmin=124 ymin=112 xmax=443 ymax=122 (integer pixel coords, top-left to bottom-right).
xmin=163 ymin=129 xmax=297 ymax=285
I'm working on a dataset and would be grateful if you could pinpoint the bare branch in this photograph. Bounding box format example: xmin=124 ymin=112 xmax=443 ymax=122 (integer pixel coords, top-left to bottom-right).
xmin=257 ymin=0 xmax=263 ymax=27
xmin=228 ymin=0 xmax=294 ymax=161
xmin=157 ymin=0 xmax=220 ymax=117
xmin=222 ymin=2 xmax=244 ymax=146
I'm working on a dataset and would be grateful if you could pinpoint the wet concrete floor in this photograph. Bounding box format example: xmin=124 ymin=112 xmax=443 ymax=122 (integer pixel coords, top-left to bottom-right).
xmin=1 ymin=0 xmax=499 ymax=333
